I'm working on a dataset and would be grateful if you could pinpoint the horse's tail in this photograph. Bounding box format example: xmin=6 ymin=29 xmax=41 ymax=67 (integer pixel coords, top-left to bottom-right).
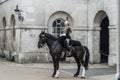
xmin=83 ymin=46 xmax=90 ymax=70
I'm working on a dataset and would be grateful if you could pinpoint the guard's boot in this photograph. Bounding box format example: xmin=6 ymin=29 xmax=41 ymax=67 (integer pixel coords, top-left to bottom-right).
xmin=66 ymin=46 xmax=72 ymax=57
xmin=64 ymin=39 xmax=72 ymax=57
xmin=61 ymin=50 xmax=66 ymax=61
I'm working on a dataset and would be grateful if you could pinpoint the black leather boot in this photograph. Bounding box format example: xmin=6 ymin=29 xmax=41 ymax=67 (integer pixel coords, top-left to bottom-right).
xmin=66 ymin=46 xmax=72 ymax=57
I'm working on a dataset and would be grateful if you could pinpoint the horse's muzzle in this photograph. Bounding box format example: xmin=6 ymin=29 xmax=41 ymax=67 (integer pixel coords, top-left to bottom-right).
xmin=38 ymin=44 xmax=43 ymax=48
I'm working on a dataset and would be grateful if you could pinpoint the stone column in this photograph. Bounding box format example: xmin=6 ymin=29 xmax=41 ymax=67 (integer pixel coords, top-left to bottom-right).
xmin=116 ymin=0 xmax=120 ymax=79
xmin=93 ymin=29 xmax=101 ymax=63
xmin=88 ymin=28 xmax=100 ymax=64
xmin=108 ymin=26 xmax=117 ymax=66
xmin=88 ymin=30 xmax=94 ymax=63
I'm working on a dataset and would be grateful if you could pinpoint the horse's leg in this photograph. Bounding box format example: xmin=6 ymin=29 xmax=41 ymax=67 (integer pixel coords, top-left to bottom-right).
xmin=52 ymin=56 xmax=60 ymax=78
xmin=74 ymin=57 xmax=81 ymax=77
xmin=81 ymin=61 xmax=86 ymax=79
xmin=54 ymin=57 xmax=60 ymax=78
xmin=52 ymin=57 xmax=56 ymax=77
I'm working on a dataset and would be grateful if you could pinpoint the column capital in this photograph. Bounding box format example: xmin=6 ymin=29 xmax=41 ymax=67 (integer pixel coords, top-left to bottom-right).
xmin=108 ymin=25 xmax=117 ymax=29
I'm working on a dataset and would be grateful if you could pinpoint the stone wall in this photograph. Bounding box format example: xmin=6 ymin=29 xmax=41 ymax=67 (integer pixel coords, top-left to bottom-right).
xmin=0 ymin=0 xmax=118 ymax=65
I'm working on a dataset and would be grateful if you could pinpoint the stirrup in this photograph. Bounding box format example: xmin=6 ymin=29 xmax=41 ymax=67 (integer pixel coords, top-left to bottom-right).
xmin=66 ymin=51 xmax=71 ymax=57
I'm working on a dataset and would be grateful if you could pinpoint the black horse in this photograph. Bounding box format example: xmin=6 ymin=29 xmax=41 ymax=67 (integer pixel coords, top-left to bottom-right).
xmin=38 ymin=31 xmax=90 ymax=78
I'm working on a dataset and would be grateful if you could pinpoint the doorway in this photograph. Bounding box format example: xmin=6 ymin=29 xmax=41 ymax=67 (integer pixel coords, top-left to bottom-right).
xmin=100 ymin=16 xmax=109 ymax=63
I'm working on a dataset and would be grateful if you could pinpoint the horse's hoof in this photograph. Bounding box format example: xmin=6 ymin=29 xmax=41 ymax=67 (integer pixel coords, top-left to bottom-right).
xmin=73 ymin=74 xmax=78 ymax=77
xmin=54 ymin=76 xmax=59 ymax=79
xmin=51 ymin=75 xmax=55 ymax=77
xmin=80 ymin=76 xmax=86 ymax=79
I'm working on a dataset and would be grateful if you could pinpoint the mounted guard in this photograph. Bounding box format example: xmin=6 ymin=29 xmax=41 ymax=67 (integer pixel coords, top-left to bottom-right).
xmin=59 ymin=17 xmax=72 ymax=57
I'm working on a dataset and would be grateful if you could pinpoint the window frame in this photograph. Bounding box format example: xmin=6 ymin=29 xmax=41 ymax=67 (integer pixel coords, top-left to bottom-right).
xmin=52 ymin=18 xmax=65 ymax=37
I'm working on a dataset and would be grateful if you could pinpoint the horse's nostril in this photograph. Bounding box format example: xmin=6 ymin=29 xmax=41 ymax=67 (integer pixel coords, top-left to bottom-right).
xmin=40 ymin=45 xmax=43 ymax=48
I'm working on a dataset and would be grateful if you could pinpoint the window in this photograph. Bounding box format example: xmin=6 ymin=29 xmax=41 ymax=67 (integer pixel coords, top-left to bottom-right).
xmin=10 ymin=14 xmax=16 ymax=41
xmin=2 ymin=17 xmax=6 ymax=28
xmin=11 ymin=14 xmax=16 ymax=27
xmin=2 ymin=17 xmax=6 ymax=48
xmin=52 ymin=18 xmax=65 ymax=37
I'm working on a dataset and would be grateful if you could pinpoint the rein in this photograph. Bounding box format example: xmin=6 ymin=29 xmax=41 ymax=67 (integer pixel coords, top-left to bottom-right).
xmin=45 ymin=33 xmax=59 ymax=41
xmin=99 ymin=50 xmax=109 ymax=56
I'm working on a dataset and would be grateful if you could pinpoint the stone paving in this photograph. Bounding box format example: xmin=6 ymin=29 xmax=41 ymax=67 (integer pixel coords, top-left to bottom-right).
xmin=0 ymin=58 xmax=116 ymax=80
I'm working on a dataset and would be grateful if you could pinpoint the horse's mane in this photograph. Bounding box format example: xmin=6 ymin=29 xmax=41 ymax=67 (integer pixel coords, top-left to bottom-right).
xmin=45 ymin=33 xmax=58 ymax=41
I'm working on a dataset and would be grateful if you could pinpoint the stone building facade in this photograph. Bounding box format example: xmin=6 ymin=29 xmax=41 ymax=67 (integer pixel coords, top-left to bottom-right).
xmin=0 ymin=0 xmax=118 ymax=66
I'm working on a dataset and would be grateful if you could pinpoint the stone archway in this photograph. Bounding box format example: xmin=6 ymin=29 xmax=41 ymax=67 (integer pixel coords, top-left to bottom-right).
xmin=47 ymin=11 xmax=73 ymax=34
xmin=100 ymin=16 xmax=109 ymax=63
xmin=91 ymin=10 xmax=110 ymax=64
xmin=88 ymin=10 xmax=116 ymax=65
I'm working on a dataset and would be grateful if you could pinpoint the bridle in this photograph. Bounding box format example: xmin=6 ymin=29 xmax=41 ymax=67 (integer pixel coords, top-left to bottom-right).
xmin=38 ymin=33 xmax=47 ymax=48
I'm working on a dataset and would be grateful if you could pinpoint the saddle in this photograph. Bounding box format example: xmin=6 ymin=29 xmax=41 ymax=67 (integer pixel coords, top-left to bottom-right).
xmin=60 ymin=39 xmax=82 ymax=61
xmin=70 ymin=40 xmax=81 ymax=47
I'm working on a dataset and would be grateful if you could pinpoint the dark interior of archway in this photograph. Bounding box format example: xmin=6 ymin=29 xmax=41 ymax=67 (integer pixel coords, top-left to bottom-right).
xmin=100 ymin=16 xmax=109 ymax=63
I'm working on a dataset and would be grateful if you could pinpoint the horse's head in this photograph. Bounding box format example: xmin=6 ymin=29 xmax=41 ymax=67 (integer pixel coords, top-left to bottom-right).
xmin=38 ymin=31 xmax=47 ymax=48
